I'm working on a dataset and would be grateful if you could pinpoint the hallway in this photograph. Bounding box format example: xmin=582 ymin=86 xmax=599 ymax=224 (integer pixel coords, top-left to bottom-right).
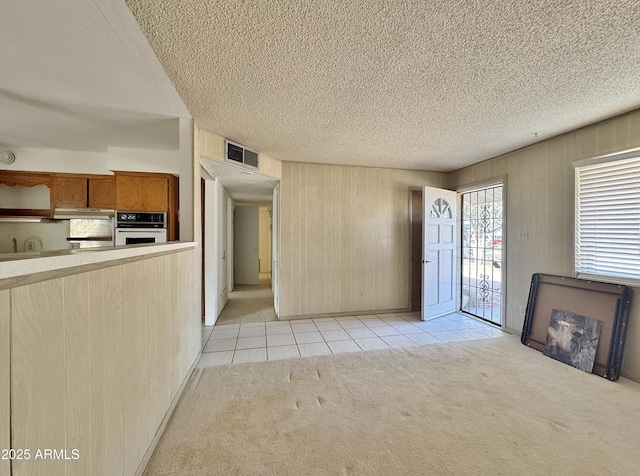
xmin=214 ymin=272 xmax=277 ymax=325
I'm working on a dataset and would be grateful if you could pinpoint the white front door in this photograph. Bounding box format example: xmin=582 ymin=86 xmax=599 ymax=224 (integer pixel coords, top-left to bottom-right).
xmin=422 ymin=186 xmax=457 ymax=320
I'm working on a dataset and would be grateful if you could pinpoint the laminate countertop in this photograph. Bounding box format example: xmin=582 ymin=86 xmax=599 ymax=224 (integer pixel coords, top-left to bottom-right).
xmin=0 ymin=241 xmax=197 ymax=290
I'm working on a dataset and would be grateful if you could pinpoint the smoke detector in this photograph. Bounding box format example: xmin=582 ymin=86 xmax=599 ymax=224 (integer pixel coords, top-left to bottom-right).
xmin=0 ymin=150 xmax=16 ymax=165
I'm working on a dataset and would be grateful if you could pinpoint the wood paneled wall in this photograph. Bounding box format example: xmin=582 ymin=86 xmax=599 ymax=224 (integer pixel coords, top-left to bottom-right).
xmin=279 ymin=162 xmax=449 ymax=317
xmin=6 ymin=248 xmax=200 ymax=476
xmin=0 ymin=290 xmax=9 ymax=476
xmin=450 ymin=109 xmax=640 ymax=382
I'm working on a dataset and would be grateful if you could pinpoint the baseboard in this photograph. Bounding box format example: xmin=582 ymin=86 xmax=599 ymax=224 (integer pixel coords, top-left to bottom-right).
xmin=134 ymin=352 xmax=201 ymax=476
xmin=280 ymin=308 xmax=410 ymax=321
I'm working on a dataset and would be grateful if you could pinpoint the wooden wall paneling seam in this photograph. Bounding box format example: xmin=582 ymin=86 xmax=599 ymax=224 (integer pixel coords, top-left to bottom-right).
xmin=169 ymin=253 xmax=181 ymax=397
xmin=157 ymin=255 xmax=171 ymax=418
xmin=122 ymin=261 xmax=141 ymax=474
xmin=102 ymin=266 xmax=124 ymax=475
xmin=89 ymin=270 xmax=107 ymax=475
xmin=135 ymin=261 xmax=150 ymax=460
xmin=144 ymin=258 xmax=160 ymax=440
xmin=0 ymin=290 xmax=10 ymax=476
xmin=63 ymin=273 xmax=91 ymax=476
xmin=329 ymin=166 xmax=340 ymax=310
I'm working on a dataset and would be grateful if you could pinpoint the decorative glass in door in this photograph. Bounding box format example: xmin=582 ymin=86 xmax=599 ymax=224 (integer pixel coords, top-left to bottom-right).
xmin=461 ymin=186 xmax=503 ymax=325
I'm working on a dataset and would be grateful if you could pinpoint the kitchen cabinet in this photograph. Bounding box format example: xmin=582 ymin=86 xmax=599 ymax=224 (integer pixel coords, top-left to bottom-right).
xmin=51 ymin=174 xmax=116 ymax=210
xmin=88 ymin=176 xmax=116 ymax=209
xmin=115 ymin=174 xmax=144 ymax=210
xmin=51 ymin=176 xmax=87 ymax=208
xmin=142 ymin=176 xmax=169 ymax=211
xmin=0 ymin=171 xmax=52 ymax=188
xmin=116 ymin=172 xmax=170 ymax=212
xmin=0 ymin=171 xmax=53 ymax=217
xmin=115 ymin=172 xmax=179 ymax=240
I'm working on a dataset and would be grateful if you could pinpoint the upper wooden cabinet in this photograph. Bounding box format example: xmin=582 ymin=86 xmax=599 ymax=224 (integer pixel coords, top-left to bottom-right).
xmin=51 ymin=176 xmax=87 ymax=208
xmin=51 ymin=174 xmax=115 ymax=210
xmin=142 ymin=176 xmax=169 ymax=212
xmin=115 ymin=174 xmax=144 ymax=211
xmin=115 ymin=172 xmax=171 ymax=212
xmin=0 ymin=171 xmax=52 ymax=188
xmin=88 ymin=177 xmax=116 ymax=209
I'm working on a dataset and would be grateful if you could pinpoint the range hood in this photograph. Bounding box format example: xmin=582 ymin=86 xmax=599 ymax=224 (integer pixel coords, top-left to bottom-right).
xmin=53 ymin=208 xmax=115 ymax=220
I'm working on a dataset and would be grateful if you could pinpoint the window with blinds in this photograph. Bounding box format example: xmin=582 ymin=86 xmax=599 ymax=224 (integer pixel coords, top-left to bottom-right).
xmin=575 ymin=152 xmax=640 ymax=282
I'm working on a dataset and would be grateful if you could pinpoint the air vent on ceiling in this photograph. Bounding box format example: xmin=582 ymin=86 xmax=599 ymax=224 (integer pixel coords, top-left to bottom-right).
xmin=225 ymin=140 xmax=259 ymax=169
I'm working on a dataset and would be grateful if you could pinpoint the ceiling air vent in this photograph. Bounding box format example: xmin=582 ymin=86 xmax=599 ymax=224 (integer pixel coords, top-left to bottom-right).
xmin=225 ymin=140 xmax=259 ymax=169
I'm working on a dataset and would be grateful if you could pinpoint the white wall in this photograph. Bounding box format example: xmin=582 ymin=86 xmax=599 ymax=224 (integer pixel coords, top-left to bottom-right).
xmin=0 ymin=147 xmax=110 ymax=174
xmin=234 ymin=206 xmax=259 ymax=285
xmin=202 ymin=177 xmax=231 ymax=325
xmin=259 ymin=206 xmax=272 ymax=273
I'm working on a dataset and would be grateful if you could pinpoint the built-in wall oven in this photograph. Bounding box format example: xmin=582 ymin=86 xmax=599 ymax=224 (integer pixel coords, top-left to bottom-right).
xmin=115 ymin=211 xmax=167 ymax=246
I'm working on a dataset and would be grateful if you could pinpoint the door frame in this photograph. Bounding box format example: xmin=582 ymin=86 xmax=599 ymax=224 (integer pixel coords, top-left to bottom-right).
xmin=422 ymin=186 xmax=458 ymax=320
xmin=457 ymin=177 xmax=507 ymax=328
xmin=408 ymin=187 xmax=423 ymax=312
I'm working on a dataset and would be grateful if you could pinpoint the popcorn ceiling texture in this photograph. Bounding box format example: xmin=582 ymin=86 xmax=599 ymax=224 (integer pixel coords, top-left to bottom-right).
xmin=126 ymin=0 xmax=640 ymax=171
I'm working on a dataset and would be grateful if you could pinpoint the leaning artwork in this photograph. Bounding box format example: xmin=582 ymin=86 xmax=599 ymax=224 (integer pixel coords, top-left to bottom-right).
xmin=544 ymin=309 xmax=603 ymax=373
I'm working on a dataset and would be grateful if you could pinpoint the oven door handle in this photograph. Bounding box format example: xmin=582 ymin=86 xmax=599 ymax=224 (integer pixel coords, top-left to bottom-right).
xmin=67 ymin=236 xmax=113 ymax=241
xmin=116 ymin=229 xmax=166 ymax=233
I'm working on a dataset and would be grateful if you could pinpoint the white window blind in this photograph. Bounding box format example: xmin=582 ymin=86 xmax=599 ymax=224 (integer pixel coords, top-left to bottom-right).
xmin=575 ymin=154 xmax=640 ymax=282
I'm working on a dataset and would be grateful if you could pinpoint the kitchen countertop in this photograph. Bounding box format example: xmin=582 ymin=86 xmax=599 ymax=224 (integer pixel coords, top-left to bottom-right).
xmin=0 ymin=241 xmax=197 ymax=290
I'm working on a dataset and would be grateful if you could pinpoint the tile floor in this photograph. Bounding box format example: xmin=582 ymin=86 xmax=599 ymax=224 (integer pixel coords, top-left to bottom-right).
xmin=199 ymin=312 xmax=505 ymax=367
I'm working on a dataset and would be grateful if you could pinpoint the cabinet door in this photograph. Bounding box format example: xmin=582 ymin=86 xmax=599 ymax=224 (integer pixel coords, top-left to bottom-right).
xmin=88 ymin=177 xmax=116 ymax=209
xmin=116 ymin=175 xmax=143 ymax=211
xmin=52 ymin=177 xmax=87 ymax=208
xmin=142 ymin=176 xmax=168 ymax=212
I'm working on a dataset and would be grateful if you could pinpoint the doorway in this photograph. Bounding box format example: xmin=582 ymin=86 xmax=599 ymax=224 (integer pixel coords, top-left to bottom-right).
xmin=200 ymin=159 xmax=280 ymax=325
xmin=460 ymin=185 xmax=503 ymax=326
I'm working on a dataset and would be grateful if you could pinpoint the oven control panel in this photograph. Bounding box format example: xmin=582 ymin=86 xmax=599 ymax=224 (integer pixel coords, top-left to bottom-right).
xmin=116 ymin=211 xmax=167 ymax=228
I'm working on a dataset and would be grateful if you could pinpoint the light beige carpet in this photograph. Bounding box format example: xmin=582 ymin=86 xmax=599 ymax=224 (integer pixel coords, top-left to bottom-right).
xmin=215 ymin=274 xmax=277 ymax=325
xmin=145 ymin=336 xmax=640 ymax=475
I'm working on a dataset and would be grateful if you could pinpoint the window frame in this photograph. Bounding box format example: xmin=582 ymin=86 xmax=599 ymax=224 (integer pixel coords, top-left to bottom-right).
xmin=574 ymin=148 xmax=640 ymax=286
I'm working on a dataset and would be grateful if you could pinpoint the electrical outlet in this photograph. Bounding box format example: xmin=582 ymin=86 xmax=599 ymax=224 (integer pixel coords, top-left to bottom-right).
xmin=26 ymin=240 xmax=35 ymax=251
xmin=519 ymin=306 xmax=526 ymax=316
xmin=518 ymin=229 xmax=528 ymax=240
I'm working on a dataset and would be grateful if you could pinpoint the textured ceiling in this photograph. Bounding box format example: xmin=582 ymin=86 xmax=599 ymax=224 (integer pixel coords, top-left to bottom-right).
xmin=127 ymin=0 xmax=640 ymax=172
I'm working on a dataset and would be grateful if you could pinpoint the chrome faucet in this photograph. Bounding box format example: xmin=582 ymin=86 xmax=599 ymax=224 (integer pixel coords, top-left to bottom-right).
xmin=12 ymin=237 xmax=17 ymax=253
